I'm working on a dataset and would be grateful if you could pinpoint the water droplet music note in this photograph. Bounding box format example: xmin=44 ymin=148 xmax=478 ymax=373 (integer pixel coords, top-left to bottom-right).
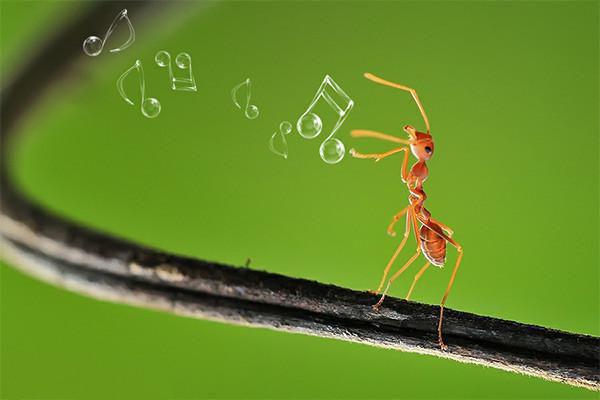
xmin=154 ymin=51 xmax=197 ymax=92
xmin=83 ymin=9 xmax=135 ymax=57
xmin=231 ymin=78 xmax=259 ymax=119
xmin=116 ymin=60 xmax=161 ymax=118
xmin=296 ymin=75 xmax=354 ymax=164
xmin=269 ymin=121 xmax=293 ymax=159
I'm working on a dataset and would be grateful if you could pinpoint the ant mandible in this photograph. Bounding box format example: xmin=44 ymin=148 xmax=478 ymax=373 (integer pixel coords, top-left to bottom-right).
xmin=350 ymin=72 xmax=464 ymax=350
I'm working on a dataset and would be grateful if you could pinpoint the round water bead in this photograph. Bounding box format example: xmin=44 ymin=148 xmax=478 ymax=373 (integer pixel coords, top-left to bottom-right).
xmin=320 ymin=138 xmax=345 ymax=164
xmin=245 ymin=105 xmax=259 ymax=119
xmin=279 ymin=121 xmax=292 ymax=135
xmin=154 ymin=50 xmax=170 ymax=67
xmin=142 ymin=98 xmax=161 ymax=119
xmin=82 ymin=36 xmax=103 ymax=57
xmin=297 ymin=112 xmax=322 ymax=139
xmin=175 ymin=52 xmax=192 ymax=69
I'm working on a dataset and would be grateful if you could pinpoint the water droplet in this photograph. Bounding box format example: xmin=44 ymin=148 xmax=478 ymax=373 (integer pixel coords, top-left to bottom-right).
xmin=297 ymin=112 xmax=322 ymax=139
xmin=269 ymin=121 xmax=292 ymax=158
xmin=83 ymin=36 xmax=103 ymax=57
xmin=154 ymin=50 xmax=170 ymax=67
xmin=279 ymin=121 xmax=292 ymax=135
xmin=320 ymin=138 xmax=345 ymax=164
xmin=246 ymin=105 xmax=259 ymax=119
xmin=141 ymin=98 xmax=161 ymax=118
xmin=175 ymin=52 xmax=191 ymax=69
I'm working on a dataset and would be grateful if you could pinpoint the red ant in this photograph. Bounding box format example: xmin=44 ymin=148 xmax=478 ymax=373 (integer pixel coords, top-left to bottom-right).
xmin=350 ymin=72 xmax=463 ymax=350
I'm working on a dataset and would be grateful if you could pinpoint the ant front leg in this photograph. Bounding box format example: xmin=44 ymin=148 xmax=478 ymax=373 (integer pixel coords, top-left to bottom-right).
xmin=350 ymin=145 xmax=411 ymax=183
xmin=372 ymin=209 xmax=412 ymax=295
xmin=350 ymin=146 xmax=407 ymax=163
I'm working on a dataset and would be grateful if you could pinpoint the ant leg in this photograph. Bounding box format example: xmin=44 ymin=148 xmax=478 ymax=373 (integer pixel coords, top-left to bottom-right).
xmin=387 ymin=205 xmax=410 ymax=237
xmin=363 ymin=73 xmax=431 ymax=133
xmin=350 ymin=146 xmax=407 ymax=162
xmin=374 ymin=248 xmax=422 ymax=309
xmin=373 ymin=210 xmax=412 ymax=294
xmin=351 ymin=145 xmax=411 ymax=182
xmin=416 ymin=218 xmax=464 ymax=350
xmin=405 ymin=261 xmax=430 ymax=300
xmin=430 ymin=217 xmax=454 ymax=236
xmin=412 ymin=210 xmax=422 ymax=246
xmin=438 ymin=245 xmax=463 ymax=350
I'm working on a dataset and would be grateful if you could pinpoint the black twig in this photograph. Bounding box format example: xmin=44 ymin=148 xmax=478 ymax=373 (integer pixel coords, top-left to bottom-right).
xmin=1 ymin=1 xmax=598 ymax=392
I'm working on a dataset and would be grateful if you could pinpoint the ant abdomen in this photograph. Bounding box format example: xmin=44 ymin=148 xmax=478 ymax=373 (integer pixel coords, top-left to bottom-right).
xmin=420 ymin=224 xmax=446 ymax=267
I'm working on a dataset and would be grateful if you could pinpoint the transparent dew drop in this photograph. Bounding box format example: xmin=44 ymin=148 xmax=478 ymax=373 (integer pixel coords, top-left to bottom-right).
xmin=245 ymin=105 xmax=259 ymax=119
xmin=154 ymin=50 xmax=170 ymax=67
xmin=83 ymin=36 xmax=103 ymax=57
xmin=269 ymin=131 xmax=288 ymax=159
xmin=320 ymin=138 xmax=345 ymax=164
xmin=141 ymin=98 xmax=161 ymax=118
xmin=175 ymin=53 xmax=191 ymax=69
xmin=279 ymin=121 xmax=292 ymax=135
xmin=297 ymin=112 xmax=323 ymax=139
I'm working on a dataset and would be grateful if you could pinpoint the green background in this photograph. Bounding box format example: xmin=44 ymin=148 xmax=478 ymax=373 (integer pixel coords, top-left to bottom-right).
xmin=1 ymin=1 xmax=598 ymax=398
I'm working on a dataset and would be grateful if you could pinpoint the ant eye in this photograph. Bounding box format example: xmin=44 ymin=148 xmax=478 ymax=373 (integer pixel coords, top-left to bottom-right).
xmin=425 ymin=146 xmax=432 ymax=154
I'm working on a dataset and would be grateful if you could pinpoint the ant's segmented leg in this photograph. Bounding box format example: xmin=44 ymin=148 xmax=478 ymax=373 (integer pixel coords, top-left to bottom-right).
xmin=374 ymin=247 xmax=422 ymax=309
xmin=430 ymin=217 xmax=454 ymax=236
xmin=405 ymin=261 xmax=430 ymax=300
xmin=416 ymin=217 xmax=464 ymax=349
xmin=350 ymin=146 xmax=407 ymax=162
xmin=363 ymin=73 xmax=431 ymax=133
xmin=438 ymin=243 xmax=463 ymax=350
xmin=373 ymin=209 xmax=412 ymax=294
xmin=412 ymin=210 xmax=422 ymax=247
xmin=351 ymin=144 xmax=411 ymax=182
xmin=387 ymin=205 xmax=410 ymax=237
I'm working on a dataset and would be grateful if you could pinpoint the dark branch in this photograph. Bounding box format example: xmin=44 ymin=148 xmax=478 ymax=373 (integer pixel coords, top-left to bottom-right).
xmin=1 ymin=1 xmax=598 ymax=392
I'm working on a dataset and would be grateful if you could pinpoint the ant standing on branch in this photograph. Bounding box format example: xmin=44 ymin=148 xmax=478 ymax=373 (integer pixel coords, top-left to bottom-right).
xmin=350 ymin=73 xmax=464 ymax=350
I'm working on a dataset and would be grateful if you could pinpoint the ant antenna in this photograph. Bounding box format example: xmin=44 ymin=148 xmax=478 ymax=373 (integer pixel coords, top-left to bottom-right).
xmin=364 ymin=72 xmax=431 ymax=134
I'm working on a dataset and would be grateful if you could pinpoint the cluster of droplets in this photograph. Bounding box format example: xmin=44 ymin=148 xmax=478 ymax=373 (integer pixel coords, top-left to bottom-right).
xmin=155 ymin=51 xmax=197 ymax=92
xmin=296 ymin=112 xmax=345 ymax=164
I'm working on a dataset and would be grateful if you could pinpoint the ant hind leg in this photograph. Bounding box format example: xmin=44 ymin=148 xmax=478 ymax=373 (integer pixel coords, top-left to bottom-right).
xmin=438 ymin=239 xmax=463 ymax=350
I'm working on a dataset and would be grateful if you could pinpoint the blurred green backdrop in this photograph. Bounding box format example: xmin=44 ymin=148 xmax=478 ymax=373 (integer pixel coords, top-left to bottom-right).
xmin=1 ymin=1 xmax=598 ymax=399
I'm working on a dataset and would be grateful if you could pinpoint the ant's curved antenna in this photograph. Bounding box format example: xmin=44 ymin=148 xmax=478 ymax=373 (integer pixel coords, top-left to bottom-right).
xmin=364 ymin=72 xmax=431 ymax=134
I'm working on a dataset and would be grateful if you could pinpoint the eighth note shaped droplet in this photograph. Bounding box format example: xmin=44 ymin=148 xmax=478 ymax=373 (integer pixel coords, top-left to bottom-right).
xmin=155 ymin=51 xmax=197 ymax=92
xmin=83 ymin=9 xmax=135 ymax=57
xmin=116 ymin=60 xmax=161 ymax=118
xmin=269 ymin=121 xmax=293 ymax=159
xmin=296 ymin=75 xmax=354 ymax=164
xmin=231 ymin=78 xmax=259 ymax=119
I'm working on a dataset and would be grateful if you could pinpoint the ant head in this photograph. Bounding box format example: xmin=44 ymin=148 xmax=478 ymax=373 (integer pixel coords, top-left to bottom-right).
xmin=404 ymin=125 xmax=434 ymax=161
